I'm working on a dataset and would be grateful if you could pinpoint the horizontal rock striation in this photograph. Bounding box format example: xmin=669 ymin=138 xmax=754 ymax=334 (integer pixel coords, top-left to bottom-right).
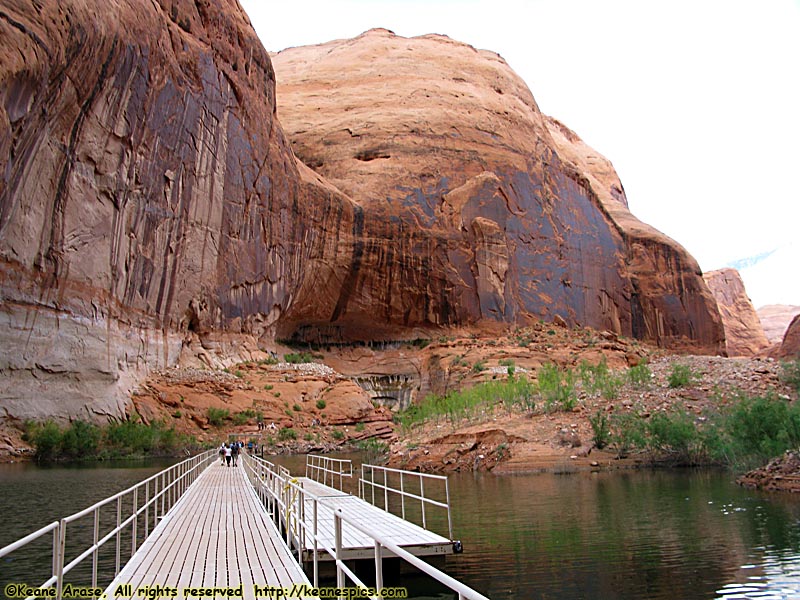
xmin=272 ymin=29 xmax=724 ymax=353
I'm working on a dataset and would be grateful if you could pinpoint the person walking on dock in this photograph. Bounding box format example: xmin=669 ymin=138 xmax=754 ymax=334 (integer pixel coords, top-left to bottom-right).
xmin=224 ymin=444 xmax=232 ymax=467
xmin=231 ymin=441 xmax=240 ymax=467
xmin=219 ymin=443 xmax=226 ymax=465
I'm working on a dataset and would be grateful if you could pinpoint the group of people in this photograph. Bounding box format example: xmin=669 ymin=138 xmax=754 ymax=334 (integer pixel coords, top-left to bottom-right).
xmin=218 ymin=441 xmax=243 ymax=467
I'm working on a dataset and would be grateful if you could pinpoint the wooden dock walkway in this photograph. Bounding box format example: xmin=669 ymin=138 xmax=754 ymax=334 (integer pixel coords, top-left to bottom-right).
xmin=3 ymin=450 xmax=489 ymax=600
xmin=104 ymin=462 xmax=311 ymax=598
xmin=294 ymin=478 xmax=453 ymax=561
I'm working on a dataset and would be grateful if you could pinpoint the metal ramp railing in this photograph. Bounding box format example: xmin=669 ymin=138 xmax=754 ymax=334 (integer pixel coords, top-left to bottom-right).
xmin=242 ymin=452 xmax=487 ymax=600
xmin=0 ymin=449 xmax=217 ymax=600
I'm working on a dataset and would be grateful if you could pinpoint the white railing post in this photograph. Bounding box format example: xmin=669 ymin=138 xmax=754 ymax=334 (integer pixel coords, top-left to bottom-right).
xmin=383 ymin=469 xmax=389 ymax=511
xmin=335 ymin=511 xmax=344 ymax=588
xmin=115 ymin=496 xmax=121 ymax=575
xmin=56 ymin=518 xmax=66 ymax=600
xmin=446 ymin=479 xmax=453 ymax=540
xmin=374 ymin=541 xmax=384 ymax=592
xmin=400 ymin=472 xmax=405 ymax=520
xmin=92 ymin=507 xmax=99 ymax=590
xmin=313 ymin=500 xmax=319 ymax=587
xmin=52 ymin=524 xmax=59 ymax=584
xmin=131 ymin=487 xmax=138 ymax=555
xmin=420 ymin=475 xmax=426 ymax=530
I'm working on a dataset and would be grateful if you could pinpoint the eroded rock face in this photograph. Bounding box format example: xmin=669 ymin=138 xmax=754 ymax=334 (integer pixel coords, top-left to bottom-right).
xmin=0 ymin=12 xmax=725 ymax=424
xmin=272 ymin=29 xmax=724 ymax=353
xmin=703 ymin=268 xmax=770 ymax=357
xmin=777 ymin=315 xmax=800 ymax=359
xmin=0 ymin=0 xmax=354 ymax=420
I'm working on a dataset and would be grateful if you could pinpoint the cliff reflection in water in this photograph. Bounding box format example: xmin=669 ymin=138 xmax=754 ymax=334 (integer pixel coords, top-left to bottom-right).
xmin=442 ymin=469 xmax=800 ymax=600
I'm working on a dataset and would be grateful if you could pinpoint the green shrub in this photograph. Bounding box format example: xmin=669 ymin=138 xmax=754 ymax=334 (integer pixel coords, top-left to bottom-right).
xmin=293 ymin=404 xmax=302 ymax=412
xmin=451 ymin=355 xmax=468 ymax=367
xmin=59 ymin=421 xmax=102 ymax=460
xmin=278 ymin=427 xmax=297 ymax=441
xmin=668 ymin=364 xmax=696 ymax=388
xmin=499 ymin=358 xmax=515 ymax=367
xmin=578 ymin=359 xmax=624 ymax=399
xmin=284 ymin=352 xmax=315 ymax=364
xmin=207 ymin=408 xmax=229 ymax=427
xmin=722 ymin=394 xmax=800 ymax=468
xmin=264 ymin=384 xmax=274 ymax=391
xmin=471 ymin=360 xmax=487 ymax=373
xmin=355 ymin=422 xmax=365 ymax=432
xmin=232 ymin=411 xmax=254 ymax=426
xmin=394 ymin=377 xmax=536 ymax=430
xmin=357 ymin=438 xmax=389 ymax=464
xmin=589 ymin=411 xmax=611 ymax=449
xmin=609 ymin=411 xmax=646 ymax=458
xmin=332 ymin=429 xmax=345 ymax=440
xmin=646 ymin=410 xmax=701 ymax=464
xmin=627 ymin=361 xmax=652 ymax=388
xmin=259 ymin=357 xmax=279 ymax=365
xmin=316 ymin=399 xmax=327 ymax=410
xmin=537 ymin=363 xmax=577 ymax=412
xmin=781 ymin=358 xmax=800 ymax=394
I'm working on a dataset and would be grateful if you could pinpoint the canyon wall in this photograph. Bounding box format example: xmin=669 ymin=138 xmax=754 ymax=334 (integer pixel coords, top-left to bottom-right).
xmin=0 ymin=0 xmax=354 ymax=420
xmin=1 ymin=10 xmax=724 ymax=422
xmin=271 ymin=29 xmax=724 ymax=353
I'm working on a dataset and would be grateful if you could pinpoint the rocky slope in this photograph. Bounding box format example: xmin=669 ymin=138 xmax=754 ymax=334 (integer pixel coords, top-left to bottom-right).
xmin=703 ymin=268 xmax=770 ymax=357
xmin=758 ymin=305 xmax=800 ymax=344
xmin=271 ymin=29 xmax=724 ymax=353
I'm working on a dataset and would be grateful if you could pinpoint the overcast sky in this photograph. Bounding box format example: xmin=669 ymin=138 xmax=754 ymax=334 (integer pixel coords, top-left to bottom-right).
xmin=240 ymin=0 xmax=800 ymax=308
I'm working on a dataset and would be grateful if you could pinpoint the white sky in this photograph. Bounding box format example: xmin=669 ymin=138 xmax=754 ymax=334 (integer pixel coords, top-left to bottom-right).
xmin=240 ymin=0 xmax=800 ymax=307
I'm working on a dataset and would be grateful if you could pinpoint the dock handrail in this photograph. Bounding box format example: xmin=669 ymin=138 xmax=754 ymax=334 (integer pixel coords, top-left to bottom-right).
xmin=0 ymin=449 xmax=216 ymax=599
xmin=305 ymin=454 xmax=352 ymax=491
xmin=242 ymin=453 xmax=487 ymax=600
xmin=360 ymin=463 xmax=453 ymax=541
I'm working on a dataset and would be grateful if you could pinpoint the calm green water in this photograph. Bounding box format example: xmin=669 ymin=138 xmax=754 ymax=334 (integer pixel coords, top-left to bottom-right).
xmin=3 ymin=457 xmax=800 ymax=600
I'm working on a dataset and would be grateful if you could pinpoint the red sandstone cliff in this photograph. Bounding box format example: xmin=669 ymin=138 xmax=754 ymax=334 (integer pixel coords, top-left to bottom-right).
xmin=776 ymin=315 xmax=800 ymax=359
xmin=271 ymin=29 xmax=724 ymax=353
xmin=0 ymin=0 xmax=356 ymax=420
xmin=703 ymin=268 xmax=770 ymax=357
xmin=1 ymin=11 xmax=725 ymax=423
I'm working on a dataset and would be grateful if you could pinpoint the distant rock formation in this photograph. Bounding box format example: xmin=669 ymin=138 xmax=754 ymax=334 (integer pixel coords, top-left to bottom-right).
xmin=272 ymin=29 xmax=724 ymax=353
xmin=776 ymin=315 xmax=800 ymax=359
xmin=703 ymin=269 xmax=770 ymax=357
xmin=757 ymin=305 xmax=800 ymax=344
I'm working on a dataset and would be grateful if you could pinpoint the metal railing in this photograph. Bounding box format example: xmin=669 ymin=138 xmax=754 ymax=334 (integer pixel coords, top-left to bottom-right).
xmin=0 ymin=449 xmax=216 ymax=599
xmin=360 ymin=463 xmax=453 ymax=540
xmin=305 ymin=454 xmax=352 ymax=491
xmin=242 ymin=453 xmax=487 ymax=600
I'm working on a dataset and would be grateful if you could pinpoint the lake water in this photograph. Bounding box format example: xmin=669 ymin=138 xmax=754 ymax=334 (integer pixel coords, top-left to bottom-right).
xmin=2 ymin=457 xmax=800 ymax=600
